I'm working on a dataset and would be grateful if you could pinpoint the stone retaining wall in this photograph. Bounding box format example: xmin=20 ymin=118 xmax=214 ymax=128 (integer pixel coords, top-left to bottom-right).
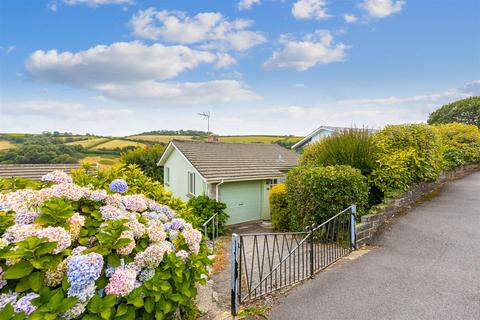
xmin=356 ymin=164 xmax=480 ymax=247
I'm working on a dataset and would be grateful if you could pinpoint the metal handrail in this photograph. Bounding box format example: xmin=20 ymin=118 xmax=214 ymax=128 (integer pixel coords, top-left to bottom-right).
xmin=202 ymin=212 xmax=219 ymax=250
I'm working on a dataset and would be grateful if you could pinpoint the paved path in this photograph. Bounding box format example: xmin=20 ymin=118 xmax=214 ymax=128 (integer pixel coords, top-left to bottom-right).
xmin=270 ymin=172 xmax=480 ymax=320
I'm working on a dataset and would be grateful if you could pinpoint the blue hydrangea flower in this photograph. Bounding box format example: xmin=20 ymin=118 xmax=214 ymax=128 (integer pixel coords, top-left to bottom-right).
xmin=170 ymin=218 xmax=186 ymax=230
xmin=109 ymin=179 xmax=128 ymax=193
xmin=67 ymin=253 xmax=103 ymax=302
xmin=14 ymin=292 xmax=39 ymax=316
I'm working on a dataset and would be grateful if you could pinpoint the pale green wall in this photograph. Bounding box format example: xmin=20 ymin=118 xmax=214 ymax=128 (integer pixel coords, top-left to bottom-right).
xmin=163 ymin=148 xmax=207 ymax=201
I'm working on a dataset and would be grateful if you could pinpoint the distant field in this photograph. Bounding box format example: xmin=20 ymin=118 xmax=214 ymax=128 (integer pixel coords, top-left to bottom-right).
xmin=80 ymin=154 xmax=119 ymax=169
xmin=92 ymin=139 xmax=146 ymax=150
xmin=127 ymin=135 xmax=303 ymax=144
xmin=66 ymin=138 xmax=110 ymax=149
xmin=0 ymin=140 xmax=16 ymax=151
xmin=218 ymin=135 xmax=303 ymax=144
xmin=127 ymin=135 xmax=194 ymax=143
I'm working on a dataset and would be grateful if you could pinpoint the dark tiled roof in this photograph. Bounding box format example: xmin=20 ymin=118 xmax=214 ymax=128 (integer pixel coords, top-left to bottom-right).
xmin=171 ymin=140 xmax=299 ymax=182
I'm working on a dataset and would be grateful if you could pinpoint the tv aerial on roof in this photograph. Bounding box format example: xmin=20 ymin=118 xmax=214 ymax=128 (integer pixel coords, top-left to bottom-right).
xmin=197 ymin=111 xmax=211 ymax=134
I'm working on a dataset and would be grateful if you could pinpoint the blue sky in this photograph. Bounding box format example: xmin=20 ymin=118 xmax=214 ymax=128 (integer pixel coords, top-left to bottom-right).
xmin=0 ymin=0 xmax=479 ymax=136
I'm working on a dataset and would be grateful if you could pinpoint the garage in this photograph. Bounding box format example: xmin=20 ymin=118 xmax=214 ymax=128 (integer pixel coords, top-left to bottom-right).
xmin=219 ymin=181 xmax=263 ymax=225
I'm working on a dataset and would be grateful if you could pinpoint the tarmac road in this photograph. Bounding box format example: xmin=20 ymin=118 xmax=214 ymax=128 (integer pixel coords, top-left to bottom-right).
xmin=270 ymin=172 xmax=480 ymax=320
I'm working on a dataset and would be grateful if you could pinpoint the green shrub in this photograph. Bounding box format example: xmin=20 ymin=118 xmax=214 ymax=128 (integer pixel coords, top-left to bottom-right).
xmin=300 ymin=128 xmax=377 ymax=176
xmin=433 ymin=123 xmax=480 ymax=170
xmin=0 ymin=170 xmax=210 ymax=319
xmin=286 ymin=165 xmax=369 ymax=230
xmin=187 ymin=195 xmax=229 ymax=235
xmin=120 ymin=145 xmax=166 ymax=182
xmin=371 ymin=124 xmax=443 ymax=194
xmin=428 ymin=96 xmax=480 ymax=127
xmin=269 ymin=184 xmax=291 ymax=231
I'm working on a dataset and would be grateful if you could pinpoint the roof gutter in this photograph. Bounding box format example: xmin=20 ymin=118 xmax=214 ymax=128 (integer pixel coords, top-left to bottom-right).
xmin=206 ymin=174 xmax=288 ymax=184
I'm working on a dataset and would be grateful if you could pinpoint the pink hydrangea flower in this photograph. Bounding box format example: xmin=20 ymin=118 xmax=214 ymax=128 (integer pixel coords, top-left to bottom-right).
xmin=146 ymin=220 xmax=166 ymax=243
xmin=41 ymin=170 xmax=73 ymax=184
xmin=104 ymin=268 xmax=137 ymax=297
xmin=176 ymin=250 xmax=189 ymax=263
xmin=182 ymin=228 xmax=202 ymax=254
xmin=37 ymin=227 xmax=72 ymax=254
xmin=127 ymin=219 xmax=146 ymax=239
xmin=67 ymin=212 xmax=85 ymax=239
xmin=134 ymin=242 xmax=173 ymax=269
xmin=122 ymin=195 xmax=147 ymax=212
xmin=89 ymin=190 xmax=107 ymax=202
xmin=116 ymin=231 xmax=136 ymax=256
xmin=49 ymin=184 xmax=87 ymax=201
xmin=4 ymin=224 xmax=41 ymax=243
xmin=105 ymin=194 xmax=123 ymax=207
xmin=99 ymin=205 xmax=124 ymax=220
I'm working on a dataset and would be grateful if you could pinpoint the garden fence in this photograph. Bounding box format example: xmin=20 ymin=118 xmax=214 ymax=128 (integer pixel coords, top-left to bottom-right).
xmin=230 ymin=205 xmax=356 ymax=315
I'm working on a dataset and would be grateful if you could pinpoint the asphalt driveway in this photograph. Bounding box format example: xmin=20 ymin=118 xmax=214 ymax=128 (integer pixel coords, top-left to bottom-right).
xmin=270 ymin=172 xmax=480 ymax=320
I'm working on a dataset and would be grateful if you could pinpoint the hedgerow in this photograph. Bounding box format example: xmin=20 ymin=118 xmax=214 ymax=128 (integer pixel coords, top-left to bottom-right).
xmin=370 ymin=124 xmax=443 ymax=194
xmin=269 ymin=184 xmax=290 ymax=232
xmin=433 ymin=123 xmax=480 ymax=170
xmin=0 ymin=170 xmax=210 ymax=319
xmin=286 ymin=165 xmax=369 ymax=230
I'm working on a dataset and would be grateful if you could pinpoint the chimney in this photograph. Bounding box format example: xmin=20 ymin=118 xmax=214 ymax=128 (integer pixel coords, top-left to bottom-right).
xmin=207 ymin=134 xmax=219 ymax=142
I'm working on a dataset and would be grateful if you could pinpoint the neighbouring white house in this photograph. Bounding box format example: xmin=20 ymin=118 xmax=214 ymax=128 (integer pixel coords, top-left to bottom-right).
xmin=158 ymin=140 xmax=299 ymax=225
xmin=292 ymin=126 xmax=378 ymax=153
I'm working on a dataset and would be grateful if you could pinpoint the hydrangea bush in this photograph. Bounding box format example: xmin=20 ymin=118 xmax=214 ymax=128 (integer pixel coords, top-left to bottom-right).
xmin=0 ymin=170 xmax=209 ymax=320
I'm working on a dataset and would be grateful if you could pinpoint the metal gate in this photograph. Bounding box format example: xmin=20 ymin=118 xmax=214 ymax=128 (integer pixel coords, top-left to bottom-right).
xmin=231 ymin=205 xmax=357 ymax=315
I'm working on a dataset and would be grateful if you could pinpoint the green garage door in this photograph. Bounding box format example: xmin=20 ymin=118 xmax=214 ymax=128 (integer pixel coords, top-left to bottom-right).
xmin=219 ymin=181 xmax=262 ymax=225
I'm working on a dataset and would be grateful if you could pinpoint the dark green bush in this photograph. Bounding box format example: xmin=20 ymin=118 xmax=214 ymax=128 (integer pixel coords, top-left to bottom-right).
xmin=428 ymin=96 xmax=480 ymax=127
xmin=300 ymin=128 xmax=377 ymax=176
xmin=187 ymin=195 xmax=229 ymax=235
xmin=120 ymin=144 xmax=166 ymax=182
xmin=286 ymin=165 xmax=369 ymax=230
xmin=371 ymin=124 xmax=443 ymax=194
xmin=269 ymin=184 xmax=291 ymax=231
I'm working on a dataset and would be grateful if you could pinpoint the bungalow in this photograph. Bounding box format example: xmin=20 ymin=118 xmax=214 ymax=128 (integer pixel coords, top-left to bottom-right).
xmin=158 ymin=140 xmax=298 ymax=225
xmin=292 ymin=126 xmax=378 ymax=152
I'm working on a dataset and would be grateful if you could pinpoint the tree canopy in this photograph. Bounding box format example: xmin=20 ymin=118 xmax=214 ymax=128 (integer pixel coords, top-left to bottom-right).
xmin=427 ymin=96 xmax=480 ymax=127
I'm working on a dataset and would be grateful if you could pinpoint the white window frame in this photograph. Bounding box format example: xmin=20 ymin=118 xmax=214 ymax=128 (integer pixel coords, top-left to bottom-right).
xmin=164 ymin=167 xmax=170 ymax=186
xmin=188 ymin=171 xmax=196 ymax=195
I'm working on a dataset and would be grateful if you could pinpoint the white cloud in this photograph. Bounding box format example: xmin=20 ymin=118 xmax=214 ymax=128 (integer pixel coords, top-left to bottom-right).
xmin=25 ymin=41 xmax=257 ymax=105
xmin=0 ymin=45 xmax=15 ymax=54
xmin=26 ymin=41 xmax=217 ymax=87
xmin=359 ymin=0 xmax=405 ymax=18
xmin=238 ymin=0 xmax=261 ymax=11
xmin=129 ymin=8 xmax=266 ymax=51
xmin=263 ymin=30 xmax=349 ymax=71
xmin=214 ymin=53 xmax=237 ymax=69
xmin=343 ymin=14 xmax=358 ymax=23
xmin=292 ymin=0 xmax=330 ymax=20
xmin=100 ymin=80 xmax=258 ymax=104
xmin=245 ymin=80 xmax=479 ymax=132
xmin=48 ymin=0 xmax=133 ymax=11
xmin=0 ymin=100 xmax=132 ymax=120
